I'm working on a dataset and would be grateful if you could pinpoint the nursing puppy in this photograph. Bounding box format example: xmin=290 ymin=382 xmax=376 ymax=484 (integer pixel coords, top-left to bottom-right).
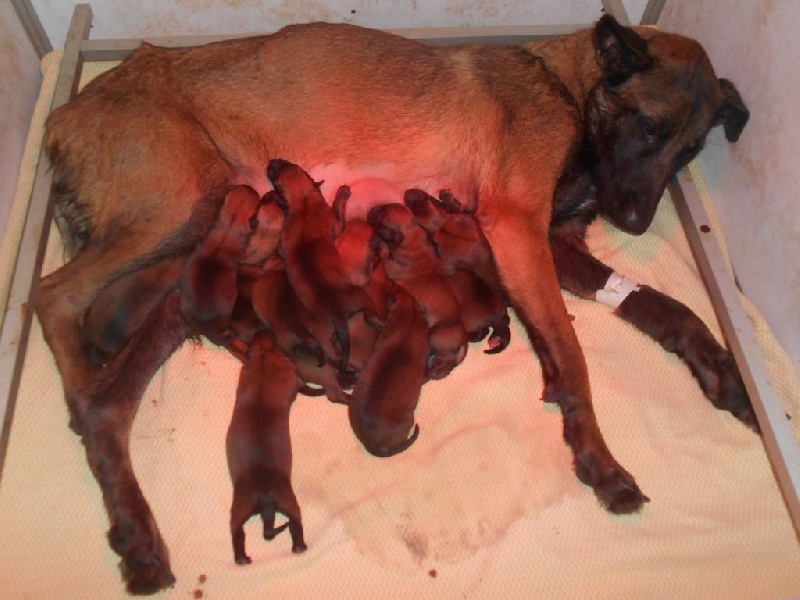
xmin=226 ymin=331 xmax=307 ymax=564
xmin=82 ymin=258 xmax=183 ymax=364
xmin=368 ymin=203 xmax=467 ymax=380
xmin=241 ymin=190 xmax=286 ymax=265
xmin=348 ymin=271 xmax=426 ymax=457
xmin=268 ymin=160 xmax=382 ymax=371
xmin=448 ymin=269 xmax=511 ymax=354
xmin=180 ymin=184 xmax=261 ymax=345
xmin=39 ymin=16 xmax=750 ymax=591
xmin=404 ymin=188 xmax=510 ymax=352
xmin=247 ymin=261 xmax=324 ymax=367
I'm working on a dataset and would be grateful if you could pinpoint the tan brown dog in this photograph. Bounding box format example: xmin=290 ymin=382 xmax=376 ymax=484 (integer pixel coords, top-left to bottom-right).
xmin=180 ymin=184 xmax=261 ymax=345
xmin=226 ymin=330 xmax=307 ymax=565
xmin=348 ymin=268 xmax=426 ymax=457
xmin=268 ymin=159 xmax=383 ymax=371
xmin=82 ymin=258 xmax=184 ymax=365
xmin=39 ymin=16 xmax=749 ymax=590
xmin=368 ymin=202 xmax=468 ymax=380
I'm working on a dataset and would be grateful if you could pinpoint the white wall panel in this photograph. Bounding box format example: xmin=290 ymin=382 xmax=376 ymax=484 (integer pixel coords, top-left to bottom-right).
xmin=0 ymin=2 xmax=42 ymax=250
xmin=661 ymin=0 xmax=800 ymax=374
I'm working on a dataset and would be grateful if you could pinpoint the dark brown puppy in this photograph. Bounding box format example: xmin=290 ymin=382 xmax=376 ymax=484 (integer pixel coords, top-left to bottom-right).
xmin=82 ymin=257 xmax=184 ymax=364
xmin=368 ymin=203 xmax=467 ymax=380
xmin=247 ymin=261 xmax=324 ymax=366
xmin=180 ymin=184 xmax=261 ymax=345
xmin=39 ymin=17 xmax=750 ymax=589
xmin=268 ymin=159 xmax=382 ymax=371
xmin=227 ymin=331 xmax=307 ymax=564
xmin=404 ymin=188 xmax=510 ymax=352
xmin=448 ymin=269 xmax=511 ymax=353
xmin=241 ymin=190 xmax=286 ymax=266
xmin=348 ymin=271 xmax=426 ymax=457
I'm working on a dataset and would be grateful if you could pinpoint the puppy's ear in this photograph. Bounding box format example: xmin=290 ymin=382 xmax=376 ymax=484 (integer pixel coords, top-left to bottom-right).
xmin=715 ymin=78 xmax=750 ymax=142
xmin=594 ymin=15 xmax=652 ymax=86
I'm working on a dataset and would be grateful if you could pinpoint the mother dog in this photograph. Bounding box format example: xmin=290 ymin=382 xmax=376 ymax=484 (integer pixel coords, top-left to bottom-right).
xmin=38 ymin=15 xmax=749 ymax=593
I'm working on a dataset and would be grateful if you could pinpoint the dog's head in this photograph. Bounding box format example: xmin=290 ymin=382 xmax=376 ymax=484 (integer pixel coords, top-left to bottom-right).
xmin=584 ymin=15 xmax=749 ymax=235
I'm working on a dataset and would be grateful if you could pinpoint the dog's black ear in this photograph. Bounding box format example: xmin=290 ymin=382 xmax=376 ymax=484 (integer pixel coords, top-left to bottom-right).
xmin=594 ymin=15 xmax=652 ymax=86
xmin=715 ymin=78 xmax=750 ymax=142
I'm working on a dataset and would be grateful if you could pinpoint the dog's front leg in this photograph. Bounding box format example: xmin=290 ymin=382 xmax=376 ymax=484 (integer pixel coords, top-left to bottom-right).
xmin=81 ymin=291 xmax=186 ymax=594
xmin=549 ymin=230 xmax=758 ymax=432
xmin=483 ymin=212 xmax=647 ymax=514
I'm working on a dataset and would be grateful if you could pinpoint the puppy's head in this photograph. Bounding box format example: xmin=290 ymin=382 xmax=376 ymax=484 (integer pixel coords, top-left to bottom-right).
xmin=403 ymin=188 xmax=447 ymax=234
xmin=214 ymin=185 xmax=261 ymax=248
xmin=584 ymin=15 xmax=749 ymax=235
xmin=266 ymin=158 xmax=323 ymax=205
xmin=367 ymin=203 xmax=417 ymax=249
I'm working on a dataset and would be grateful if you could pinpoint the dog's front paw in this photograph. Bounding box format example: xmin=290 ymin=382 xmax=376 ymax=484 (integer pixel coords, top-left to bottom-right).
xmin=706 ymin=354 xmax=759 ymax=433
xmin=575 ymin=456 xmax=650 ymax=515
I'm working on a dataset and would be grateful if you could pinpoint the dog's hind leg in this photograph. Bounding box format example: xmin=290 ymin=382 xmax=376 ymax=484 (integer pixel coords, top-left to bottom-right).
xmin=41 ymin=106 xmax=231 ymax=433
xmin=80 ymin=290 xmax=186 ymax=594
xmin=550 ymin=232 xmax=757 ymax=432
xmin=483 ymin=210 xmax=648 ymax=514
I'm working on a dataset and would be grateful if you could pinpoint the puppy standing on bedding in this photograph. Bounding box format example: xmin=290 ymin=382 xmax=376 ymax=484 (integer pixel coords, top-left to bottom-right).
xmin=368 ymin=202 xmax=468 ymax=380
xmin=38 ymin=16 xmax=750 ymax=591
xmin=227 ymin=330 xmax=307 ymax=565
xmin=180 ymin=184 xmax=261 ymax=345
xmin=267 ymin=160 xmax=383 ymax=372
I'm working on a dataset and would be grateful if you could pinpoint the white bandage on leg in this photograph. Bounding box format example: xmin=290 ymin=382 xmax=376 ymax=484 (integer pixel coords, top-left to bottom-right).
xmin=595 ymin=272 xmax=641 ymax=309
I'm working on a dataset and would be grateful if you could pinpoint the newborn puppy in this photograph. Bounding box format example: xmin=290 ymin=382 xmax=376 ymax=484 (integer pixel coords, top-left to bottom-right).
xmin=405 ymin=188 xmax=502 ymax=290
xmin=226 ymin=331 xmax=307 ymax=564
xmin=241 ymin=191 xmax=286 ymax=266
xmin=82 ymin=258 xmax=183 ymax=364
xmin=405 ymin=189 xmax=509 ymax=352
xmin=448 ymin=269 xmax=511 ymax=353
xmin=247 ymin=261 xmax=324 ymax=366
xmin=267 ymin=159 xmax=382 ymax=371
xmin=348 ymin=279 xmax=426 ymax=457
xmin=180 ymin=184 xmax=261 ymax=345
xmin=368 ymin=203 xmax=467 ymax=380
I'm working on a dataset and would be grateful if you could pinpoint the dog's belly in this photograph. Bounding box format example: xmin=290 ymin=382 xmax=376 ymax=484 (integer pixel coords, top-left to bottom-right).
xmin=237 ymin=161 xmax=471 ymax=221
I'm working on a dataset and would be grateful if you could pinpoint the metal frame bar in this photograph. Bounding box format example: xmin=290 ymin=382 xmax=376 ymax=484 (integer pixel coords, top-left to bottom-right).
xmin=0 ymin=4 xmax=92 ymax=475
xmin=1 ymin=0 xmax=797 ymax=538
xmin=10 ymin=0 xmax=53 ymax=58
xmin=669 ymin=172 xmax=800 ymax=534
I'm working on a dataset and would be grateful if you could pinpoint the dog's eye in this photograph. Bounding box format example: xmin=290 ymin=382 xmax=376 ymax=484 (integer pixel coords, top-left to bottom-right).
xmin=640 ymin=118 xmax=658 ymax=145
